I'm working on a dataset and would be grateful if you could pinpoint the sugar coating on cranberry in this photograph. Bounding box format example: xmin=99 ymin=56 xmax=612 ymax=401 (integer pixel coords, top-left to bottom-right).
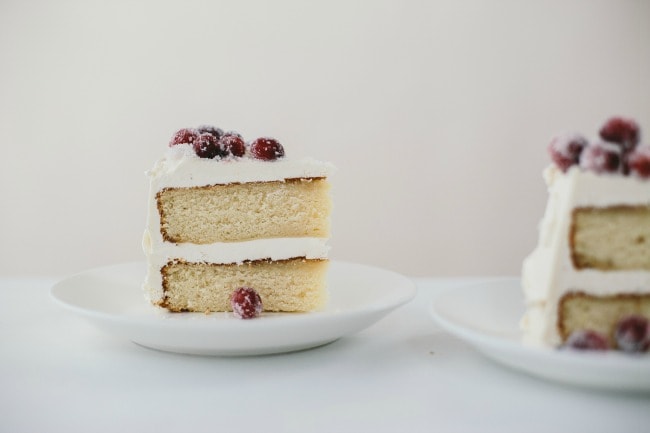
xmin=193 ymin=133 xmax=221 ymax=159
xmin=599 ymin=117 xmax=640 ymax=151
xmin=230 ymin=287 xmax=263 ymax=319
xmin=169 ymin=128 xmax=199 ymax=147
xmin=579 ymin=141 xmax=622 ymax=174
xmin=168 ymin=126 xmax=289 ymax=162
xmin=563 ymin=329 xmax=609 ymax=351
xmin=197 ymin=125 xmax=224 ymax=140
xmin=627 ymin=145 xmax=650 ymax=178
xmin=548 ymin=133 xmax=588 ymax=172
xmin=219 ymin=133 xmax=246 ymax=158
xmin=614 ymin=315 xmax=650 ymax=353
xmin=223 ymin=130 xmax=243 ymax=139
xmin=250 ymin=137 xmax=285 ymax=161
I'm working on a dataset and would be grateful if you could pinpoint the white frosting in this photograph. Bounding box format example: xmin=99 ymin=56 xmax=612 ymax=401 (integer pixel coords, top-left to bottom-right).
xmin=142 ymin=145 xmax=334 ymax=303
xmin=521 ymin=165 xmax=650 ymax=346
xmin=147 ymin=144 xmax=335 ymax=188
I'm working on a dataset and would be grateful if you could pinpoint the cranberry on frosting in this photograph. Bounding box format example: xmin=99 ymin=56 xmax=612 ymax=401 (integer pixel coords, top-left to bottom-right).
xmin=249 ymin=137 xmax=285 ymax=161
xmin=169 ymin=128 xmax=199 ymax=147
xmin=548 ymin=133 xmax=588 ymax=173
xmin=193 ymin=133 xmax=221 ymax=159
xmin=599 ymin=117 xmax=640 ymax=152
xmin=579 ymin=141 xmax=622 ymax=174
xmin=168 ymin=126 xmax=285 ymax=161
xmin=548 ymin=116 xmax=646 ymax=177
xmin=627 ymin=145 xmax=650 ymax=178
xmin=219 ymin=133 xmax=246 ymax=158
xmin=197 ymin=125 xmax=224 ymax=140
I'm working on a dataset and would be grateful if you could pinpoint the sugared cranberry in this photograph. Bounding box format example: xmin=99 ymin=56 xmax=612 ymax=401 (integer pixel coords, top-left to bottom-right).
xmin=627 ymin=145 xmax=650 ymax=178
xmin=192 ymin=133 xmax=221 ymax=158
xmin=219 ymin=133 xmax=246 ymax=157
xmin=579 ymin=141 xmax=622 ymax=174
xmin=548 ymin=133 xmax=588 ymax=172
xmin=599 ymin=117 xmax=640 ymax=151
xmin=197 ymin=125 xmax=224 ymax=140
xmin=564 ymin=330 xmax=610 ymax=351
xmin=250 ymin=137 xmax=285 ymax=161
xmin=230 ymin=287 xmax=263 ymax=319
xmin=169 ymin=128 xmax=199 ymax=147
xmin=614 ymin=315 xmax=650 ymax=353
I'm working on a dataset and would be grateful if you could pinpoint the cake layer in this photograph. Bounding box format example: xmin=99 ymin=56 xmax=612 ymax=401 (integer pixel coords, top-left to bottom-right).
xmin=571 ymin=206 xmax=650 ymax=270
xmin=159 ymin=258 xmax=328 ymax=313
xmin=157 ymin=178 xmax=331 ymax=243
xmin=142 ymin=237 xmax=330 ymax=302
xmin=559 ymin=292 xmax=650 ymax=345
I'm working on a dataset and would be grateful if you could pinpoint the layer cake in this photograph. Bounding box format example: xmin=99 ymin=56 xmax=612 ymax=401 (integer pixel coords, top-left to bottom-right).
xmin=143 ymin=127 xmax=335 ymax=316
xmin=522 ymin=117 xmax=650 ymax=352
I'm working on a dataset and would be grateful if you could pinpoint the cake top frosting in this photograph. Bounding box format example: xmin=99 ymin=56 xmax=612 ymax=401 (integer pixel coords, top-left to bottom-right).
xmin=547 ymin=116 xmax=650 ymax=179
xmin=148 ymin=125 xmax=335 ymax=187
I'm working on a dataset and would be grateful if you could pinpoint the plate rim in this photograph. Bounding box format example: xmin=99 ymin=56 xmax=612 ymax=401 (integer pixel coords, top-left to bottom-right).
xmin=51 ymin=260 xmax=417 ymax=322
xmin=50 ymin=260 xmax=417 ymax=355
xmin=429 ymin=277 xmax=650 ymax=391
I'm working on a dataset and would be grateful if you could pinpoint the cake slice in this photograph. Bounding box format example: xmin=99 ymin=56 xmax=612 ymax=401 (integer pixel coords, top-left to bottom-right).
xmin=522 ymin=117 xmax=650 ymax=352
xmin=143 ymin=127 xmax=335 ymax=315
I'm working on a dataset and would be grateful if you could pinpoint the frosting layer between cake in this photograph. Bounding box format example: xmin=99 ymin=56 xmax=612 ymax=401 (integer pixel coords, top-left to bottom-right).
xmin=521 ymin=165 xmax=650 ymax=346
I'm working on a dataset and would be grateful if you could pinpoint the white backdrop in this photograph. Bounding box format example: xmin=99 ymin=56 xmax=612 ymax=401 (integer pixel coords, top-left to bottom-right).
xmin=1 ymin=0 xmax=648 ymax=277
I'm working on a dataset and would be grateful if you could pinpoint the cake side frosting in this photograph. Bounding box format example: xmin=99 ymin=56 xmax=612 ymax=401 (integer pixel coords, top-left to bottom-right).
xmin=521 ymin=164 xmax=650 ymax=346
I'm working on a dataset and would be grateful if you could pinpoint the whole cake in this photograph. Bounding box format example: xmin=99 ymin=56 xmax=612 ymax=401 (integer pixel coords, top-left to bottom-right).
xmin=142 ymin=126 xmax=335 ymax=317
xmin=522 ymin=117 xmax=650 ymax=352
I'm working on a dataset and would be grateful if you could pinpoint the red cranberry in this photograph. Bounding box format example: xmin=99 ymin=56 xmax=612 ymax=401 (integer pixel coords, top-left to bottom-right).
xmin=599 ymin=117 xmax=640 ymax=152
xmin=169 ymin=128 xmax=199 ymax=147
xmin=219 ymin=133 xmax=246 ymax=157
xmin=564 ymin=330 xmax=610 ymax=351
xmin=548 ymin=133 xmax=588 ymax=172
xmin=627 ymin=145 xmax=650 ymax=178
xmin=250 ymin=137 xmax=285 ymax=161
xmin=197 ymin=125 xmax=224 ymax=140
xmin=614 ymin=315 xmax=650 ymax=353
xmin=192 ymin=133 xmax=221 ymax=158
xmin=579 ymin=141 xmax=622 ymax=174
xmin=230 ymin=287 xmax=263 ymax=319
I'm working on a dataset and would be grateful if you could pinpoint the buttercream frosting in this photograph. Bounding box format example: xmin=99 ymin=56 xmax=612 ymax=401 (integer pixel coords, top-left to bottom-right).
xmin=147 ymin=144 xmax=335 ymax=188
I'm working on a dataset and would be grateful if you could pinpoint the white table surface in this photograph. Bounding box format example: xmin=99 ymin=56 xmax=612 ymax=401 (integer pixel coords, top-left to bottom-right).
xmin=1 ymin=275 xmax=648 ymax=433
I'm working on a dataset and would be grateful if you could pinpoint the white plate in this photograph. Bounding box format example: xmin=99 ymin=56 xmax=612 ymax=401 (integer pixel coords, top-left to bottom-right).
xmin=51 ymin=261 xmax=416 ymax=356
xmin=430 ymin=278 xmax=650 ymax=392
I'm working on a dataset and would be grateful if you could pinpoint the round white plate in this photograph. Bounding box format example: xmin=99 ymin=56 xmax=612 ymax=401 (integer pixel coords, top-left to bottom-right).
xmin=430 ymin=278 xmax=650 ymax=392
xmin=51 ymin=261 xmax=416 ymax=356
